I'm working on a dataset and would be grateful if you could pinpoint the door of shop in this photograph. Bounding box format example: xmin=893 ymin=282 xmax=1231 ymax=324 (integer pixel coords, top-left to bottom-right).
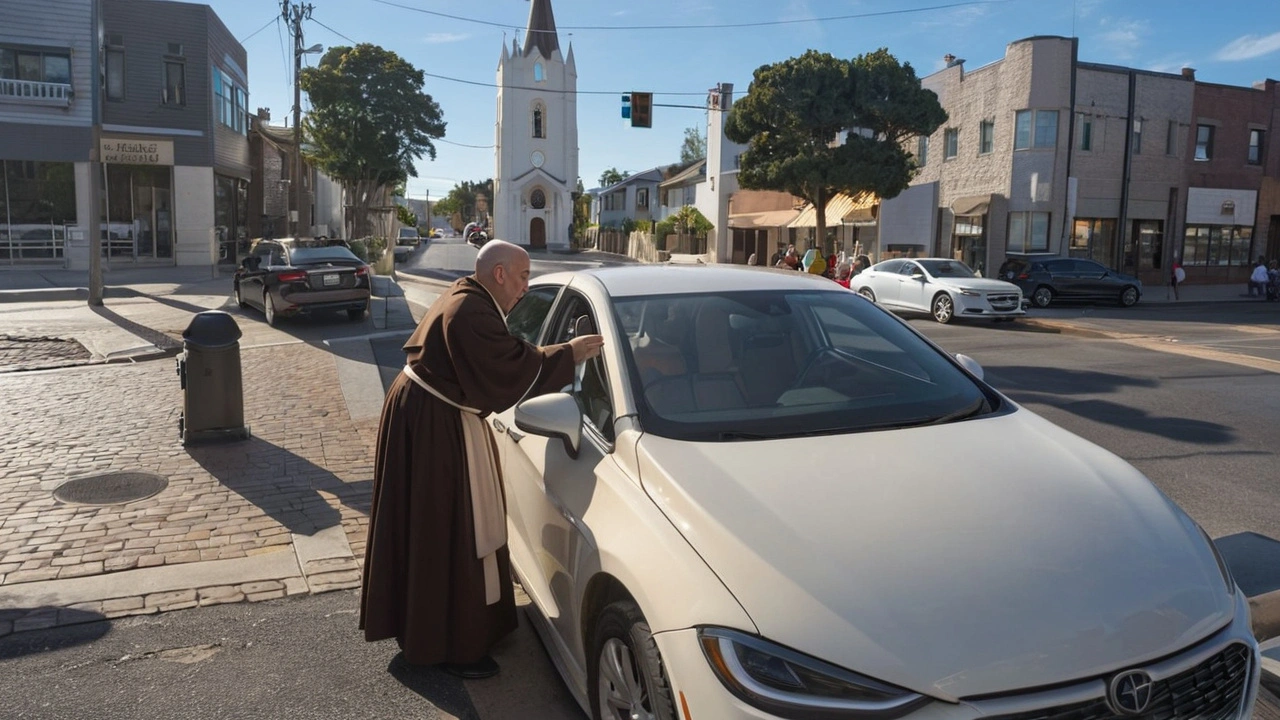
xmin=104 ymin=166 xmax=173 ymax=263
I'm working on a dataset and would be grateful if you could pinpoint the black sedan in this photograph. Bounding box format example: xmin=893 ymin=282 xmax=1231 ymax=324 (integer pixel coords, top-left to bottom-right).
xmin=999 ymin=254 xmax=1142 ymax=308
xmin=234 ymin=238 xmax=371 ymax=326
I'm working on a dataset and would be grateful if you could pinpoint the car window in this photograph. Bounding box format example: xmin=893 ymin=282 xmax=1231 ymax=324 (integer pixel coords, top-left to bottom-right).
xmin=288 ymin=247 xmax=361 ymax=264
xmin=615 ymin=290 xmax=993 ymax=442
xmin=507 ymin=286 xmax=559 ymax=344
xmin=547 ymin=292 xmax=614 ymax=443
xmin=1077 ymin=260 xmax=1106 ymax=275
xmin=918 ymin=260 xmax=977 ymax=278
xmin=874 ymin=259 xmax=905 ymax=274
xmin=1045 ymin=259 xmax=1074 ymax=274
xmin=898 ymin=262 xmax=920 ymax=277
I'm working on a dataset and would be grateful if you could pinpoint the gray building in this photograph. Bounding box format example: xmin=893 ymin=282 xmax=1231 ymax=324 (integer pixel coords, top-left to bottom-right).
xmin=0 ymin=0 xmax=250 ymax=270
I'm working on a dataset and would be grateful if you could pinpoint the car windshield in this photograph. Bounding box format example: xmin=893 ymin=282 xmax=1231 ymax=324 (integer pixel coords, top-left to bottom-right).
xmin=918 ymin=260 xmax=976 ymax=278
xmin=289 ymin=247 xmax=361 ymax=264
xmin=398 ymin=228 xmax=417 ymax=238
xmin=613 ymin=290 xmax=995 ymax=441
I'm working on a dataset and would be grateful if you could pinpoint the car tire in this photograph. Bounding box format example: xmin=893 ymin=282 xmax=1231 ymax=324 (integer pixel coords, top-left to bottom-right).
xmin=931 ymin=293 xmax=955 ymax=324
xmin=858 ymin=287 xmax=876 ymax=302
xmin=264 ymin=291 xmax=278 ymax=327
xmin=589 ymin=601 xmax=676 ymax=720
xmin=1031 ymin=286 xmax=1054 ymax=308
xmin=347 ymin=305 xmax=366 ymax=321
xmin=1119 ymin=285 xmax=1139 ymax=307
xmin=234 ymin=282 xmax=248 ymax=309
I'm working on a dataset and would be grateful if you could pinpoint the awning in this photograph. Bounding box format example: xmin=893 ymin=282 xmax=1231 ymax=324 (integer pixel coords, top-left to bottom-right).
xmin=950 ymin=194 xmax=993 ymax=216
xmin=729 ymin=209 xmax=801 ymax=228
xmin=789 ymin=192 xmax=878 ymax=228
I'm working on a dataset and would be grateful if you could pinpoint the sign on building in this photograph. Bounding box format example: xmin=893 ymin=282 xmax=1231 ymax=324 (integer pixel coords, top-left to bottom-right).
xmin=100 ymin=138 xmax=175 ymax=165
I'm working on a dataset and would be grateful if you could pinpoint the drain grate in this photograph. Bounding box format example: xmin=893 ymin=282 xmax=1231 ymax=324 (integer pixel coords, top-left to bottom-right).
xmin=53 ymin=472 xmax=169 ymax=506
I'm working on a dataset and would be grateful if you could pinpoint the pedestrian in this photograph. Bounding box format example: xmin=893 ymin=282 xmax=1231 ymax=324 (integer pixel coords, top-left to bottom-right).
xmin=1249 ymin=256 xmax=1269 ymax=298
xmin=360 ymin=240 xmax=604 ymax=679
xmin=1170 ymin=258 xmax=1185 ymax=301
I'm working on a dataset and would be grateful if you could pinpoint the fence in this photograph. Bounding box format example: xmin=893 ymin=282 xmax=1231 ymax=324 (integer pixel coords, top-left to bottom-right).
xmin=585 ymin=228 xmax=708 ymax=264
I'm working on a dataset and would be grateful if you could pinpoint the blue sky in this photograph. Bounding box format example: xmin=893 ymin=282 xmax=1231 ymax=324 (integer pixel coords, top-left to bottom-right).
xmin=201 ymin=0 xmax=1280 ymax=203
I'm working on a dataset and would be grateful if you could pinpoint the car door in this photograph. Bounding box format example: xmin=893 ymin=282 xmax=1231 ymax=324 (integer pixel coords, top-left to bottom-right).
xmin=1074 ymin=259 xmax=1111 ymax=299
xmin=860 ymin=259 xmax=904 ymax=305
xmin=1043 ymin=258 xmax=1079 ymax=299
xmin=897 ymin=260 xmax=932 ymax=312
xmin=240 ymin=242 xmax=275 ymax=308
xmin=491 ymin=287 xmax=614 ymax=668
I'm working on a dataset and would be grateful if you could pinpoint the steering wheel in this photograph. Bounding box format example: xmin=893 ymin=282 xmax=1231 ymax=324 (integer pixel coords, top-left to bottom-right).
xmin=791 ymin=346 xmax=841 ymax=389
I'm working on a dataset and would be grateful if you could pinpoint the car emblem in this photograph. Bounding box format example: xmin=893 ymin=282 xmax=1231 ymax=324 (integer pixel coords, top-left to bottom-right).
xmin=1108 ymin=669 xmax=1154 ymax=715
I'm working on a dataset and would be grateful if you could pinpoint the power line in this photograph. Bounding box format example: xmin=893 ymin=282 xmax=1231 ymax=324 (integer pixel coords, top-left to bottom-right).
xmin=309 ymin=17 xmax=356 ymax=45
xmin=437 ymin=138 xmax=494 ymax=149
xmin=238 ymin=16 xmax=279 ymax=44
xmin=369 ymin=0 xmax=1019 ymax=32
xmin=422 ymin=70 xmax=714 ymax=97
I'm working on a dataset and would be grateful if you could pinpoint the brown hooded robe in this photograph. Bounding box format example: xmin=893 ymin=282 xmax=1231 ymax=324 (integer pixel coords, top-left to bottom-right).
xmin=359 ymin=276 xmax=576 ymax=665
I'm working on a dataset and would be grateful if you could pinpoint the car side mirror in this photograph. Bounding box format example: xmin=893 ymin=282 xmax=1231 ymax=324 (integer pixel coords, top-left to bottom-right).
xmin=912 ymin=272 xmax=925 ymax=280
xmin=515 ymin=392 xmax=582 ymax=458
xmin=955 ymin=353 xmax=984 ymax=381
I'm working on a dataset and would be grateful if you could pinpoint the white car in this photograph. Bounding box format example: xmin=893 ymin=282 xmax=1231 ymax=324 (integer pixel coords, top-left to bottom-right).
xmin=853 ymin=258 xmax=1025 ymax=324
xmin=496 ymin=265 xmax=1257 ymax=720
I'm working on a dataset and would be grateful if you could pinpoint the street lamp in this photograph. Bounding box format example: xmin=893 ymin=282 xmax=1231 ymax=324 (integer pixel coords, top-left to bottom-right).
xmin=292 ymin=42 xmax=323 ymax=236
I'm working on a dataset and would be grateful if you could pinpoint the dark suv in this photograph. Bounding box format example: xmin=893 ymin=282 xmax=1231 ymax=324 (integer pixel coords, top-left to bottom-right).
xmin=998 ymin=253 xmax=1142 ymax=308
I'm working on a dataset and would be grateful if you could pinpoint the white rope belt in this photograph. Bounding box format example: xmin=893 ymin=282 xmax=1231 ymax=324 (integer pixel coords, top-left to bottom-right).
xmin=403 ymin=363 xmax=506 ymax=605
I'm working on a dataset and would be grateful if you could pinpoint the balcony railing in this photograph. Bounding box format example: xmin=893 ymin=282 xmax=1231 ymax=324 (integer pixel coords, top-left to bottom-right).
xmin=0 ymin=78 xmax=72 ymax=106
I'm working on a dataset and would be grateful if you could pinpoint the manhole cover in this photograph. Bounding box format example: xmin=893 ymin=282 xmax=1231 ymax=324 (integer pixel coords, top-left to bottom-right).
xmin=53 ymin=472 xmax=169 ymax=506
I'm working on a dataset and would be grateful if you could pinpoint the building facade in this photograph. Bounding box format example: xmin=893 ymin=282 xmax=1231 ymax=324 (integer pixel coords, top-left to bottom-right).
xmin=493 ymin=0 xmax=577 ymax=250
xmin=0 ymin=0 xmax=250 ymax=270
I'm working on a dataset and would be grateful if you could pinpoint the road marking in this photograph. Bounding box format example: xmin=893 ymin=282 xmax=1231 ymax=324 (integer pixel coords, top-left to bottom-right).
xmin=1122 ymin=337 xmax=1280 ymax=375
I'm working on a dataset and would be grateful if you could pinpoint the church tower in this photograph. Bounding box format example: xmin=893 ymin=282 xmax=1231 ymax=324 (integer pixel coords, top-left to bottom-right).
xmin=494 ymin=0 xmax=577 ymax=249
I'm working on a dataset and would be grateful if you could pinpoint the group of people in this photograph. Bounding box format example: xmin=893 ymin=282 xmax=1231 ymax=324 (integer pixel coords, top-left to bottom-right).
xmin=1249 ymin=256 xmax=1280 ymax=301
xmin=761 ymin=244 xmax=871 ymax=285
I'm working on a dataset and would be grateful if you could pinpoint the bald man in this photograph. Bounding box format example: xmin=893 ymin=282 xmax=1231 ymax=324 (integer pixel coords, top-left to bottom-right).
xmin=360 ymin=240 xmax=603 ymax=678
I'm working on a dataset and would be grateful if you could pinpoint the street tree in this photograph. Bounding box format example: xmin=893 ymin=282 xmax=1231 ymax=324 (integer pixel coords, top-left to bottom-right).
xmin=679 ymin=126 xmax=706 ymax=164
xmin=725 ymin=48 xmax=945 ymax=251
xmin=598 ymin=168 xmax=629 ymax=188
xmin=432 ymin=179 xmax=493 ymax=230
xmin=300 ymin=44 xmax=445 ymax=239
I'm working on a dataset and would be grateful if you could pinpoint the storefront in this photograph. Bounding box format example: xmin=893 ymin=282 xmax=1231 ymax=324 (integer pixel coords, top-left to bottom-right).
xmin=214 ymin=174 xmax=248 ymax=267
xmin=0 ymin=160 xmax=77 ymax=263
xmin=99 ymin=137 xmax=175 ymax=265
xmin=1181 ymin=187 xmax=1258 ymax=283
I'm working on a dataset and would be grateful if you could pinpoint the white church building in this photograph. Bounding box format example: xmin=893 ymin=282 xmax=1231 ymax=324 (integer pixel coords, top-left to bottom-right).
xmin=493 ymin=0 xmax=578 ymax=250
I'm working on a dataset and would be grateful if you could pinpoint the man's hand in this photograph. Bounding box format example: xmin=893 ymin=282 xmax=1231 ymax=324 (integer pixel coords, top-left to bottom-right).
xmin=568 ymin=334 xmax=605 ymax=363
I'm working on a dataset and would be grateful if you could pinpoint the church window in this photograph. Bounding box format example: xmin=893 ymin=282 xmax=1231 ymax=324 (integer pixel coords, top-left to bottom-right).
xmin=530 ymin=189 xmax=546 ymax=209
xmin=534 ymin=62 xmax=544 ymax=82
xmin=532 ymin=103 xmax=546 ymax=139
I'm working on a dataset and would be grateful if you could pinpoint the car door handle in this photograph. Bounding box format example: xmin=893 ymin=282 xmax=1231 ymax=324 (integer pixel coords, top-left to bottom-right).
xmin=492 ymin=418 xmax=506 ymax=433
xmin=492 ymin=418 xmax=524 ymax=442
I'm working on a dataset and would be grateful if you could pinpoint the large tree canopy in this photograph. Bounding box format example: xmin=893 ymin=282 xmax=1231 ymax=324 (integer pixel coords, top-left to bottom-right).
xmin=679 ymin=126 xmax=706 ymax=164
xmin=598 ymin=168 xmax=630 ymax=188
xmin=300 ymin=44 xmax=445 ymax=238
xmin=432 ymin=179 xmax=493 ymax=230
xmin=725 ymin=49 xmax=946 ymax=251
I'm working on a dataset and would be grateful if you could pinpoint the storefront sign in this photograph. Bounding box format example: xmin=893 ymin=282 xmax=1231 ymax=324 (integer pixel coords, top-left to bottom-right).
xmin=1187 ymin=187 xmax=1255 ymax=226
xmin=100 ymin=138 xmax=174 ymax=166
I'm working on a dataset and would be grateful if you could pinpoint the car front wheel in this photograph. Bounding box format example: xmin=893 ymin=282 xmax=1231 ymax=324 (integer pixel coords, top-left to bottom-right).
xmin=1119 ymin=285 xmax=1139 ymax=307
xmin=590 ymin=601 xmax=675 ymax=720
xmin=1031 ymin=286 xmax=1054 ymax=308
xmin=931 ymin=293 xmax=955 ymax=324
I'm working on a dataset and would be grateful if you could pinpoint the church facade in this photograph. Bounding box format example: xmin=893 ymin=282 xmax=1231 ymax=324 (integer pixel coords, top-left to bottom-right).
xmin=493 ymin=0 xmax=578 ymax=250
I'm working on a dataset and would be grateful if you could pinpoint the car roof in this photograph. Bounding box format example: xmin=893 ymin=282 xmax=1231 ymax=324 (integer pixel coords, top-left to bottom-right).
xmin=533 ymin=264 xmax=843 ymax=298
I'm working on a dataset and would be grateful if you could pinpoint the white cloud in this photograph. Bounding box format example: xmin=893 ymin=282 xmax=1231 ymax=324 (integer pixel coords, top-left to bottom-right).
xmin=1214 ymin=31 xmax=1280 ymax=61
xmin=423 ymin=32 xmax=468 ymax=44
xmin=1143 ymin=56 xmax=1197 ymax=75
xmin=914 ymin=4 xmax=989 ymax=29
xmin=1096 ymin=17 xmax=1147 ymax=60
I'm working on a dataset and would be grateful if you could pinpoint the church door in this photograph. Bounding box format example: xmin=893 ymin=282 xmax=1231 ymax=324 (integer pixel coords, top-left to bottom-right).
xmin=529 ymin=217 xmax=546 ymax=249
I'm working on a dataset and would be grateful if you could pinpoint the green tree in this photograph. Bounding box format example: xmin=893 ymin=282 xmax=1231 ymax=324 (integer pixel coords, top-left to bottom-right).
xmin=432 ymin=179 xmax=493 ymax=229
xmin=300 ymin=44 xmax=445 ymax=238
xmin=655 ymin=205 xmax=713 ymax=246
xmin=572 ymin=178 xmax=592 ymax=244
xmin=598 ymin=167 xmax=629 ymax=188
xmin=396 ymin=204 xmax=417 ymax=229
xmin=679 ymin=126 xmax=706 ymax=164
xmin=725 ymin=48 xmax=945 ymax=252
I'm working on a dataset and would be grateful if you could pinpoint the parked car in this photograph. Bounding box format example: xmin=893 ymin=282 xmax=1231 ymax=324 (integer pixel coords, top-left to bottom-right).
xmin=999 ymin=253 xmax=1143 ymax=308
xmin=496 ymin=264 xmax=1257 ymax=720
xmin=852 ymin=257 xmax=1025 ymax=323
xmin=233 ymin=237 xmax=370 ymax=326
xmin=394 ymin=227 xmax=422 ymax=262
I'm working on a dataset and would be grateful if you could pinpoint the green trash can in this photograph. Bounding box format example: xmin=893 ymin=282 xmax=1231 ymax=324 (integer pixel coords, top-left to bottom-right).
xmin=177 ymin=311 xmax=249 ymax=445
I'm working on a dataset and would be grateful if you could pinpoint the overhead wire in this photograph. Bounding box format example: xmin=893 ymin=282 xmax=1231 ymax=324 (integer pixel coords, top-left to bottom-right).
xmin=237 ymin=16 xmax=279 ymax=44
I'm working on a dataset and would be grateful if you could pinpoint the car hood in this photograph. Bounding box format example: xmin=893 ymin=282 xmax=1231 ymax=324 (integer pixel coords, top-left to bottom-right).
xmin=636 ymin=409 xmax=1233 ymax=700
xmin=933 ymin=277 xmax=1022 ymax=294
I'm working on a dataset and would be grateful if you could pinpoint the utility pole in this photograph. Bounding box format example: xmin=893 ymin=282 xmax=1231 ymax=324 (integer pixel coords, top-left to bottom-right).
xmin=282 ymin=0 xmax=315 ymax=237
xmin=88 ymin=0 xmax=103 ymax=306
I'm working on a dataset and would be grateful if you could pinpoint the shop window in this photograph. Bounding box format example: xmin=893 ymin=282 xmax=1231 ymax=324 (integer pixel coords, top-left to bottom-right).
xmin=1008 ymin=211 xmax=1051 ymax=252
xmin=1181 ymin=224 xmax=1253 ymax=267
xmin=1070 ymin=218 xmax=1116 ymax=264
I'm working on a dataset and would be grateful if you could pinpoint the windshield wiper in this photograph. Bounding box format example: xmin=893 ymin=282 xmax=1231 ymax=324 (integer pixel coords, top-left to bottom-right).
xmin=718 ymin=431 xmax=776 ymax=441
xmin=922 ymin=398 xmax=989 ymax=426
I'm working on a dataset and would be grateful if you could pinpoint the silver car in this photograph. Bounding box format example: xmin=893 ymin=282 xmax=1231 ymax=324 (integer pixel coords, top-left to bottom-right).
xmin=854 ymin=258 xmax=1025 ymax=324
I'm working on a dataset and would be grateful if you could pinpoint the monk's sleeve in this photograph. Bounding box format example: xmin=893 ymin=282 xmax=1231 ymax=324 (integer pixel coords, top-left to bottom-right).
xmin=448 ymin=303 xmax=576 ymax=413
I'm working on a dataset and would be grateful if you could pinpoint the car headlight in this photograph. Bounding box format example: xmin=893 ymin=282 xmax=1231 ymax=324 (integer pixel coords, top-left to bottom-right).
xmin=957 ymin=288 xmax=981 ymax=297
xmin=699 ymin=627 xmax=929 ymax=718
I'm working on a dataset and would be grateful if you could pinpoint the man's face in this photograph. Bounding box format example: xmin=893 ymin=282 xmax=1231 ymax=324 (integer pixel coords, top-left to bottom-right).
xmin=495 ymin=255 xmax=532 ymax=313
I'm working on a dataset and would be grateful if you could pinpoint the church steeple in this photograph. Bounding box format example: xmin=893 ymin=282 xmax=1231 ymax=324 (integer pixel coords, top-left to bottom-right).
xmin=522 ymin=0 xmax=560 ymax=59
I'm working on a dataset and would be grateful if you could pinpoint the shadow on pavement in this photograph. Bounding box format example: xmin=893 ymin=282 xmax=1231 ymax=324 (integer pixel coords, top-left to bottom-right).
xmin=1018 ymin=395 xmax=1236 ymax=445
xmin=985 ymin=366 xmax=1158 ymax=395
xmin=1214 ymin=532 xmax=1280 ymax=597
xmin=187 ymin=436 xmax=370 ymax=535
xmin=89 ymin=304 xmax=182 ymax=351
xmin=0 ymin=607 xmax=109 ymax=657
xmin=387 ymin=653 xmax=480 ymax=720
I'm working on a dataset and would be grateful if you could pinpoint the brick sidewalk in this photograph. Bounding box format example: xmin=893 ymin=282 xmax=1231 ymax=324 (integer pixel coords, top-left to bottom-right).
xmin=0 ymin=339 xmax=378 ymax=635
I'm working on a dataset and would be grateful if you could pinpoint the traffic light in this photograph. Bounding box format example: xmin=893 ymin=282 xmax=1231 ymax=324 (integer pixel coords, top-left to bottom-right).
xmin=621 ymin=94 xmax=631 ymax=121
xmin=630 ymin=92 xmax=652 ymax=128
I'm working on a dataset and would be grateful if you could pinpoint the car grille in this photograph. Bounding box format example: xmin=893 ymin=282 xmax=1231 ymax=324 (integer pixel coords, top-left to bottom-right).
xmin=987 ymin=293 xmax=1021 ymax=311
xmin=984 ymin=643 xmax=1251 ymax=720
xmin=307 ymin=271 xmax=357 ymax=290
